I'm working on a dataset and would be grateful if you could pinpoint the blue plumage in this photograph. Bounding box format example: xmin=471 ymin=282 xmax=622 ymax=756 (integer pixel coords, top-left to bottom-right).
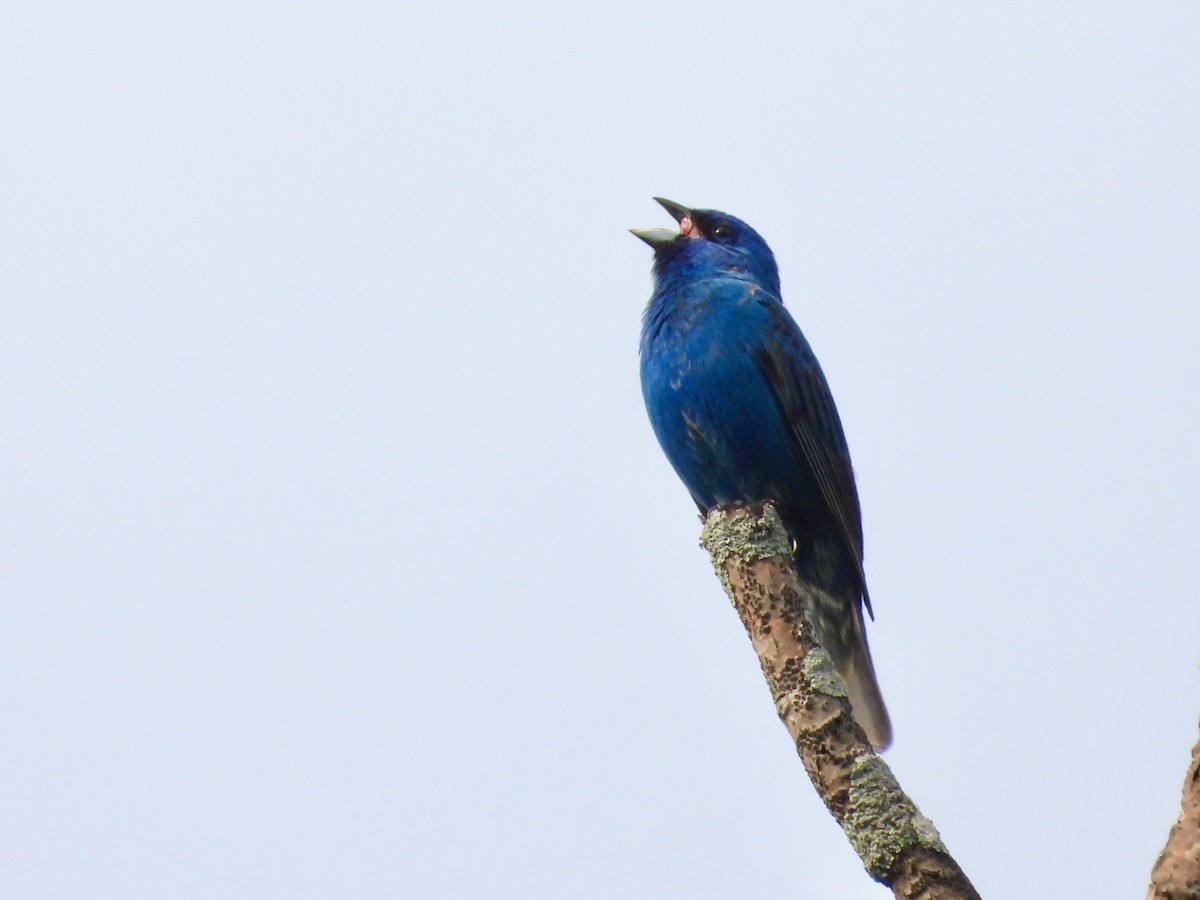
xmin=634 ymin=198 xmax=891 ymax=749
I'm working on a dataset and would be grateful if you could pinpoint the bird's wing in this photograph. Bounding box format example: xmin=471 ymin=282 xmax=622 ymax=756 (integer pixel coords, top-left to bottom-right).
xmin=753 ymin=300 xmax=873 ymax=618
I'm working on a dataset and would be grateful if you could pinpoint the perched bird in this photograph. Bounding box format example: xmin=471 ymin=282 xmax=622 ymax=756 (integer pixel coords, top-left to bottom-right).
xmin=634 ymin=198 xmax=891 ymax=750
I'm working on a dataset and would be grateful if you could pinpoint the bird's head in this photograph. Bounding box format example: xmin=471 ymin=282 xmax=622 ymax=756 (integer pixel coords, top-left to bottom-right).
xmin=631 ymin=198 xmax=780 ymax=295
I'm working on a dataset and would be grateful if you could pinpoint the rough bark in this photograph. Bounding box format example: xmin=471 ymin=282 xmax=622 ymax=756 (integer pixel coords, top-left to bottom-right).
xmin=699 ymin=503 xmax=980 ymax=899
xmin=1148 ymin=721 xmax=1200 ymax=899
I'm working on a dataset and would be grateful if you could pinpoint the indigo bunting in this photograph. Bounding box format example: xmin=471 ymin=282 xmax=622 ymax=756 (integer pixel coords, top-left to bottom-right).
xmin=634 ymin=198 xmax=891 ymax=750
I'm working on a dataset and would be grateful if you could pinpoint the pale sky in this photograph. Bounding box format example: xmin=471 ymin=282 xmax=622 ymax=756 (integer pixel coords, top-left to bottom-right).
xmin=3 ymin=4 xmax=1199 ymax=897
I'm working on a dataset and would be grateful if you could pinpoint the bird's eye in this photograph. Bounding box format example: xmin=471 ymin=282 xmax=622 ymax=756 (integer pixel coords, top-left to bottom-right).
xmin=710 ymin=223 xmax=734 ymax=240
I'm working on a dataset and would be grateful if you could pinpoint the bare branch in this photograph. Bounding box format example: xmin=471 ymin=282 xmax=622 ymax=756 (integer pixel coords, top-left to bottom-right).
xmin=699 ymin=503 xmax=980 ymax=899
xmin=1148 ymin=719 xmax=1200 ymax=899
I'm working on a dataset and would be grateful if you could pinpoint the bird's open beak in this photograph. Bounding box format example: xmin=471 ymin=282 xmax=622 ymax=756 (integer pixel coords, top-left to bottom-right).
xmin=653 ymin=197 xmax=691 ymax=223
xmin=630 ymin=197 xmax=694 ymax=248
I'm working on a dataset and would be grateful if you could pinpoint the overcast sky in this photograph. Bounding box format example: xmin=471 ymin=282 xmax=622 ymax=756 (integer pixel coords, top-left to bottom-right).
xmin=3 ymin=4 xmax=1199 ymax=898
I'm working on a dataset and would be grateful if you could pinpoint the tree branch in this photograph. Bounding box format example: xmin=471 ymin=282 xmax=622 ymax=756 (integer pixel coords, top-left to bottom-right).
xmin=1148 ymin=717 xmax=1200 ymax=899
xmin=699 ymin=503 xmax=980 ymax=899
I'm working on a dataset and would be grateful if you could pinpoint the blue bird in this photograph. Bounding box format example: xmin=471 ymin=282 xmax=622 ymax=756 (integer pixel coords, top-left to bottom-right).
xmin=634 ymin=198 xmax=891 ymax=750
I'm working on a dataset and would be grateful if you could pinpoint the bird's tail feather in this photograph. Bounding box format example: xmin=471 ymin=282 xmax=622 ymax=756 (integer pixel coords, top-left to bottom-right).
xmin=806 ymin=586 xmax=892 ymax=751
xmin=839 ymin=623 xmax=892 ymax=751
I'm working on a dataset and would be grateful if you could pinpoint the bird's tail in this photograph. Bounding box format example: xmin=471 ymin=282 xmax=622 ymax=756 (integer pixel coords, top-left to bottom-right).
xmin=807 ymin=588 xmax=892 ymax=751
xmin=839 ymin=619 xmax=892 ymax=751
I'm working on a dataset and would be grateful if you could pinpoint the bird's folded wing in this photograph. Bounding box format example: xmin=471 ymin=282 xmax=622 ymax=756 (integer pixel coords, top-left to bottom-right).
xmin=753 ymin=302 xmax=874 ymax=618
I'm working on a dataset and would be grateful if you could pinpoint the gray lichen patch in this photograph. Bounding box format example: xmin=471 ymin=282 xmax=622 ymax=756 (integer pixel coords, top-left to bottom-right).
xmin=845 ymin=754 xmax=947 ymax=881
xmin=801 ymin=647 xmax=848 ymax=698
xmin=700 ymin=504 xmax=792 ymax=569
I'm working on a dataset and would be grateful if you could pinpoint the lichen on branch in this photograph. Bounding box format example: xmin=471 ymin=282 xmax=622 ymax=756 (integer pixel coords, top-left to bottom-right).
xmin=699 ymin=503 xmax=980 ymax=899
